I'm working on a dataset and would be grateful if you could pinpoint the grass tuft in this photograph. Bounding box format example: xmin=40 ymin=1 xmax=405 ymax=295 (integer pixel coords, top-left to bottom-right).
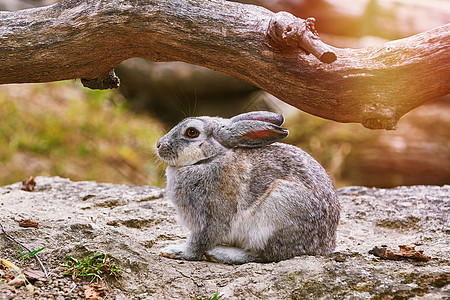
xmin=62 ymin=253 xmax=122 ymax=283
xmin=17 ymin=244 xmax=46 ymax=261
xmin=197 ymin=290 xmax=221 ymax=300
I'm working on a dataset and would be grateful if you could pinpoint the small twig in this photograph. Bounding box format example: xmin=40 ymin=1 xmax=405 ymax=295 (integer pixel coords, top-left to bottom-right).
xmin=0 ymin=220 xmax=48 ymax=279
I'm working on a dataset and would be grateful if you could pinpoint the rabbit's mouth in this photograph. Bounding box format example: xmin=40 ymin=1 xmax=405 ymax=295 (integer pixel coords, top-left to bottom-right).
xmin=156 ymin=144 xmax=178 ymax=166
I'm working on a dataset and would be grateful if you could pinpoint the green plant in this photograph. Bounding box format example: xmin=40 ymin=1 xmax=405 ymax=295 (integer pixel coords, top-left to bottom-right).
xmin=16 ymin=244 xmax=46 ymax=261
xmin=62 ymin=253 xmax=122 ymax=283
xmin=197 ymin=290 xmax=221 ymax=300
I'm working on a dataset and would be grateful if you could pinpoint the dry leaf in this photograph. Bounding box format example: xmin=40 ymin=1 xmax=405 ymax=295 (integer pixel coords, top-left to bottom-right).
xmin=23 ymin=268 xmax=47 ymax=282
xmin=1 ymin=258 xmax=22 ymax=273
xmin=1 ymin=259 xmax=37 ymax=293
xmin=83 ymin=283 xmax=105 ymax=300
xmin=19 ymin=219 xmax=39 ymax=229
xmin=21 ymin=176 xmax=36 ymax=192
xmin=369 ymin=245 xmax=435 ymax=261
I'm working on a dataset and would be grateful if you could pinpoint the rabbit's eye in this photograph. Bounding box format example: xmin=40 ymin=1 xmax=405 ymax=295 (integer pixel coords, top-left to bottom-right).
xmin=185 ymin=127 xmax=200 ymax=138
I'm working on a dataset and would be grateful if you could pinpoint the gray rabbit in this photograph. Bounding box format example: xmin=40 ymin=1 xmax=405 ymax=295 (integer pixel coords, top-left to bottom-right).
xmin=156 ymin=111 xmax=340 ymax=264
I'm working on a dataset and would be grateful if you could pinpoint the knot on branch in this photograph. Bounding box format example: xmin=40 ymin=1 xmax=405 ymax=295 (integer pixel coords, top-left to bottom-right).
xmin=266 ymin=11 xmax=337 ymax=64
xmin=81 ymin=70 xmax=120 ymax=90
xmin=362 ymin=103 xmax=399 ymax=130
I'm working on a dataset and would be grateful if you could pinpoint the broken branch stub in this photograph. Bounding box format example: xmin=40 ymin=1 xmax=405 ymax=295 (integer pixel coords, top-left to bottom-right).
xmin=266 ymin=12 xmax=337 ymax=63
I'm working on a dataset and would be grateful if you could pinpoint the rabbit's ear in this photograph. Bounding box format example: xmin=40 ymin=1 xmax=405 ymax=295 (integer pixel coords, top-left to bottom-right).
xmin=230 ymin=111 xmax=284 ymax=126
xmin=216 ymin=120 xmax=289 ymax=148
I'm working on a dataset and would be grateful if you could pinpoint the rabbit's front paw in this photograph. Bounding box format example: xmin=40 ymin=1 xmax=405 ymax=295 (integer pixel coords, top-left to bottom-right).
xmin=160 ymin=244 xmax=187 ymax=259
xmin=161 ymin=243 xmax=202 ymax=261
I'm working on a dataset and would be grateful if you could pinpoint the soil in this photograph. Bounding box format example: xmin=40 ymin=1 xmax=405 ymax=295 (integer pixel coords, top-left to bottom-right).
xmin=0 ymin=177 xmax=449 ymax=299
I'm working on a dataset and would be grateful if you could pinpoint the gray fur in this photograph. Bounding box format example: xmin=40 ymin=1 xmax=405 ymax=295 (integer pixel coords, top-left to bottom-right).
xmin=157 ymin=111 xmax=340 ymax=264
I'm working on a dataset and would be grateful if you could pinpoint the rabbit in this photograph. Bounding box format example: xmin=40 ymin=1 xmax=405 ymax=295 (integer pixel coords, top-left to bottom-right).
xmin=156 ymin=111 xmax=340 ymax=264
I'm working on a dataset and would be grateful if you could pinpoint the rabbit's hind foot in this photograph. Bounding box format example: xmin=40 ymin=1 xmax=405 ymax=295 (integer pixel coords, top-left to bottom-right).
xmin=161 ymin=244 xmax=259 ymax=264
xmin=206 ymin=246 xmax=258 ymax=265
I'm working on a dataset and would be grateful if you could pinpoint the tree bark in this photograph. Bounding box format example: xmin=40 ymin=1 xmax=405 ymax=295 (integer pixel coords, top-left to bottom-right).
xmin=0 ymin=0 xmax=449 ymax=129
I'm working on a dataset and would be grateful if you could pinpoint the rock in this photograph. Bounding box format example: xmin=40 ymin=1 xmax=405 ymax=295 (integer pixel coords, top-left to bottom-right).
xmin=0 ymin=177 xmax=449 ymax=299
xmin=7 ymin=274 xmax=26 ymax=287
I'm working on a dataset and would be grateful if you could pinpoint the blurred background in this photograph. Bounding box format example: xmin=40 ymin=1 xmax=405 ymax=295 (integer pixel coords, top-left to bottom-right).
xmin=0 ymin=0 xmax=449 ymax=188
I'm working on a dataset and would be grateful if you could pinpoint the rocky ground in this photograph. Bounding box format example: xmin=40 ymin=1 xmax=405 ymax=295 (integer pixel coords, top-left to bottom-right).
xmin=0 ymin=177 xmax=449 ymax=299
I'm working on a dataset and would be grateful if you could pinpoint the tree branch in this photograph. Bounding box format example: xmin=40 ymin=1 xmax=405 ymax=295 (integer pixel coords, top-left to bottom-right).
xmin=0 ymin=0 xmax=449 ymax=129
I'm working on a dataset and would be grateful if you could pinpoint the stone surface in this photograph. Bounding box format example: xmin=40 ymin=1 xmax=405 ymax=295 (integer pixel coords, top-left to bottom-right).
xmin=0 ymin=177 xmax=449 ymax=299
